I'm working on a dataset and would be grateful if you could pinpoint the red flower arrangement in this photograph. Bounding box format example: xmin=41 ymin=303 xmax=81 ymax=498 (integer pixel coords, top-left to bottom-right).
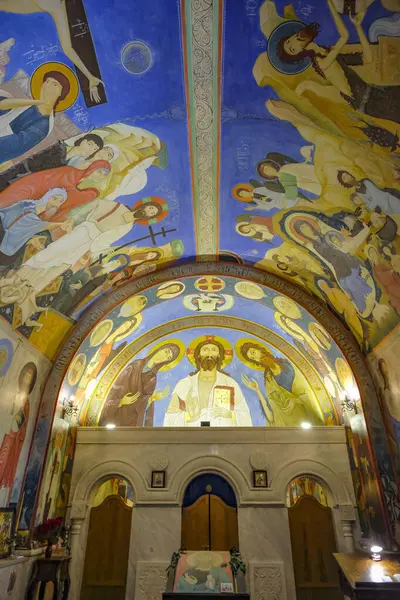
xmin=36 ymin=517 xmax=63 ymax=543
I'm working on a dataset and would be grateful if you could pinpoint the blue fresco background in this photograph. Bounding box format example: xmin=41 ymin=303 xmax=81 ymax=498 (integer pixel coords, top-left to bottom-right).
xmin=1 ymin=0 xmax=195 ymax=258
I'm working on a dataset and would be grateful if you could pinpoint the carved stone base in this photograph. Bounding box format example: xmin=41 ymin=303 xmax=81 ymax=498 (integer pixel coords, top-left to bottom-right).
xmin=135 ymin=561 xmax=169 ymax=600
xmin=249 ymin=562 xmax=287 ymax=600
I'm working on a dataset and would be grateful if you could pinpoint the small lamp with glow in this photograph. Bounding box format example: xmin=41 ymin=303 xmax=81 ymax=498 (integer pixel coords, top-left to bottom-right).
xmin=370 ymin=545 xmax=383 ymax=561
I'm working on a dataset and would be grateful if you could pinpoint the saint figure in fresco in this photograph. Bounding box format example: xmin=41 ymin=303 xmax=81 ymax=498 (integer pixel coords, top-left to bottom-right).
xmin=273 ymin=0 xmax=400 ymax=124
xmin=0 ymin=70 xmax=72 ymax=163
xmin=239 ymin=341 xmax=320 ymax=426
xmin=0 ymin=160 xmax=111 ymax=222
xmin=164 ymin=339 xmax=252 ymax=427
xmin=254 ymin=150 xmax=320 ymax=197
xmin=337 ymin=171 xmax=400 ymax=214
xmin=98 ymin=342 xmax=182 ymax=427
xmin=0 ymin=362 xmax=37 ymax=499
xmin=0 ymin=1 xmax=104 ymax=103
xmin=0 ymin=38 xmax=15 ymax=84
xmin=0 ymin=187 xmax=68 ymax=261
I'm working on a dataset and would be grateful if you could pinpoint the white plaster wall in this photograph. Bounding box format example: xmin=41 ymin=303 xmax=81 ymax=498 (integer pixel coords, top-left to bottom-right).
xmin=67 ymin=426 xmax=356 ymax=600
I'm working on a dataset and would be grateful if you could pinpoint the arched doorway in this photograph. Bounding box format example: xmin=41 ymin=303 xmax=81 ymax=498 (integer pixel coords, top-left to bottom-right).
xmin=181 ymin=473 xmax=239 ymax=551
xmin=80 ymin=477 xmax=133 ymax=600
xmin=287 ymin=475 xmax=341 ymax=600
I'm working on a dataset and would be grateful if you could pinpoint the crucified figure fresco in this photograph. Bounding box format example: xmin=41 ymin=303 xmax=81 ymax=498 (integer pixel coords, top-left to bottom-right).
xmin=0 ymin=0 xmax=104 ymax=103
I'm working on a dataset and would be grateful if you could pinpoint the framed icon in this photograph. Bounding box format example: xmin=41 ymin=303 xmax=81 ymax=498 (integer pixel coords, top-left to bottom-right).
xmin=253 ymin=470 xmax=268 ymax=488
xmin=151 ymin=471 xmax=166 ymax=488
xmin=0 ymin=508 xmax=15 ymax=559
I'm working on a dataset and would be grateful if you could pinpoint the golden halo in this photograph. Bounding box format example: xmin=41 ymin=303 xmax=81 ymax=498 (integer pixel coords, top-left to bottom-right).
xmin=273 ymin=296 xmax=302 ymax=319
xmin=68 ymin=353 xmax=86 ymax=386
xmin=335 ymin=357 xmax=355 ymax=390
xmin=114 ymin=314 xmax=142 ymax=342
xmin=235 ymin=337 xmax=273 ymax=371
xmin=30 ymin=61 xmax=79 ymax=112
xmin=119 ymin=295 xmax=148 ymax=318
xmin=156 ymin=281 xmax=186 ymax=299
xmin=234 ymin=281 xmax=264 ymax=300
xmin=186 ymin=335 xmax=233 ymax=368
xmin=90 ymin=319 xmax=114 ymax=347
xmin=309 ymin=322 xmax=332 ymax=351
xmin=146 ymin=338 xmax=185 ymax=372
xmin=275 ymin=313 xmax=320 ymax=354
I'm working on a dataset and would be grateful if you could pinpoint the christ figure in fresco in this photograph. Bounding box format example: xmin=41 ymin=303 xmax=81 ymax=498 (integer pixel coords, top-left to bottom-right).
xmin=98 ymin=343 xmax=182 ymax=427
xmin=0 ymin=361 xmax=37 ymax=502
xmin=164 ymin=339 xmax=252 ymax=427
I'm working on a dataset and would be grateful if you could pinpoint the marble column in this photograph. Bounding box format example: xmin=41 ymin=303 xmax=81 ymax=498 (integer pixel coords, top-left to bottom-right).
xmin=68 ymin=502 xmax=88 ymax=600
xmin=339 ymin=505 xmax=356 ymax=554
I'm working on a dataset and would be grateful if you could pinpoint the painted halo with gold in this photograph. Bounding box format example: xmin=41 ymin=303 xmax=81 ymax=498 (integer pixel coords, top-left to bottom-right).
xmin=145 ymin=338 xmax=186 ymax=372
xmin=274 ymin=313 xmax=320 ymax=354
xmin=186 ymin=335 xmax=233 ymax=368
xmin=90 ymin=319 xmax=114 ymax=347
xmin=235 ymin=337 xmax=273 ymax=371
xmin=119 ymin=295 xmax=148 ymax=318
xmin=273 ymin=295 xmax=302 ymax=319
xmin=30 ymin=61 xmax=79 ymax=112
xmin=335 ymin=357 xmax=356 ymax=390
xmin=113 ymin=313 xmax=143 ymax=342
xmin=309 ymin=322 xmax=332 ymax=351
xmin=67 ymin=353 xmax=87 ymax=386
xmin=234 ymin=281 xmax=264 ymax=300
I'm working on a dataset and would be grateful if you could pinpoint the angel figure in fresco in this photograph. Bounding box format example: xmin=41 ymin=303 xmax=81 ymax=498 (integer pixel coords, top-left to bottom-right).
xmin=98 ymin=342 xmax=183 ymax=427
xmin=0 ymin=362 xmax=37 ymax=502
xmin=238 ymin=340 xmax=321 ymax=426
xmin=0 ymin=38 xmax=14 ymax=84
xmin=270 ymin=0 xmax=400 ymax=124
xmin=0 ymin=0 xmax=104 ymax=103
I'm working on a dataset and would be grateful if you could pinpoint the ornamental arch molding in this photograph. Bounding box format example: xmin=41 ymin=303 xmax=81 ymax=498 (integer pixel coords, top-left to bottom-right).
xmin=71 ymin=459 xmax=146 ymax=507
xmin=270 ymin=458 xmax=354 ymax=508
xmin=42 ymin=262 xmax=377 ymax=418
xmin=172 ymin=454 xmax=248 ymax=506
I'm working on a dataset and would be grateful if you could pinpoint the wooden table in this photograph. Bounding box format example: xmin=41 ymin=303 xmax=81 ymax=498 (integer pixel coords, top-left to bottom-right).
xmin=334 ymin=553 xmax=400 ymax=599
xmin=26 ymin=556 xmax=71 ymax=600
xmin=163 ymin=594 xmax=250 ymax=600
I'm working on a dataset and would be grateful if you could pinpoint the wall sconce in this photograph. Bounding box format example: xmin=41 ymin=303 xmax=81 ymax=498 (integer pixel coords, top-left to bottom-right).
xmin=370 ymin=545 xmax=383 ymax=561
xmin=62 ymin=396 xmax=78 ymax=420
xmin=341 ymin=386 xmax=360 ymax=415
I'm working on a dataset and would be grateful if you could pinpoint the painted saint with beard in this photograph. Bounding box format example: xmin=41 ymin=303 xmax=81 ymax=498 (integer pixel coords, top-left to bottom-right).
xmin=164 ymin=338 xmax=252 ymax=427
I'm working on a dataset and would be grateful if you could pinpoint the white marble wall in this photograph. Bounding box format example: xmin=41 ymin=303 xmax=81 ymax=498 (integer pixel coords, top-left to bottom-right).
xmin=66 ymin=426 xmax=356 ymax=600
xmin=0 ymin=556 xmax=37 ymax=600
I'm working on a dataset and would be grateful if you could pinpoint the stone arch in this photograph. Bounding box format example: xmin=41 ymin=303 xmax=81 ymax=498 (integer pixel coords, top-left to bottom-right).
xmin=270 ymin=459 xmax=354 ymax=508
xmin=171 ymin=454 xmax=249 ymax=506
xmin=71 ymin=459 xmax=146 ymax=507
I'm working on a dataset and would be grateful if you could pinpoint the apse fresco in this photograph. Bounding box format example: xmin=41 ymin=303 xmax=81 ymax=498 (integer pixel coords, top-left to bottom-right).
xmin=220 ymin=0 xmax=400 ymax=353
xmin=0 ymin=0 xmax=193 ymax=357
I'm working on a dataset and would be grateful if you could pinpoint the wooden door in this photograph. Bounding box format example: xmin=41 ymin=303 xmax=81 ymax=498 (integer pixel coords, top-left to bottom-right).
xmin=181 ymin=493 xmax=239 ymax=550
xmin=181 ymin=494 xmax=209 ymax=550
xmin=210 ymin=494 xmax=238 ymax=550
xmin=80 ymin=495 xmax=132 ymax=600
xmin=288 ymin=496 xmax=342 ymax=600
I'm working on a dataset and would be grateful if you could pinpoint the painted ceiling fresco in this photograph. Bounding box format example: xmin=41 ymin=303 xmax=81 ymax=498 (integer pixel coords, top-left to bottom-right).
xmin=0 ymin=0 xmax=400 ymax=357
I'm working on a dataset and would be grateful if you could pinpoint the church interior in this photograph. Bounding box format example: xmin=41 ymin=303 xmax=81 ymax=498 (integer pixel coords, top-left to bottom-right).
xmin=1 ymin=1 xmax=400 ymax=599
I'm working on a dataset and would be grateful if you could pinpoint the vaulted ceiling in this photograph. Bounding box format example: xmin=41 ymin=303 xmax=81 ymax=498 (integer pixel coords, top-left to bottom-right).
xmin=1 ymin=0 xmax=400 ymax=359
